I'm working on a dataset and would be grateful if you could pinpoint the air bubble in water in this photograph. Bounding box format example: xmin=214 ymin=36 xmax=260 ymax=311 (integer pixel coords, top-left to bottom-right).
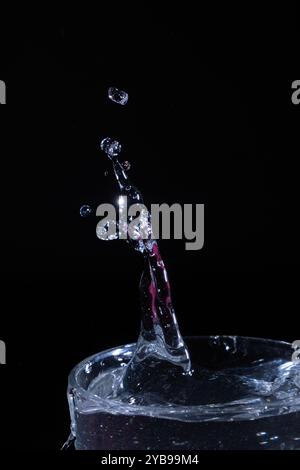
xmin=80 ymin=205 xmax=92 ymax=217
xmin=101 ymin=137 xmax=122 ymax=159
xmin=108 ymin=87 xmax=128 ymax=105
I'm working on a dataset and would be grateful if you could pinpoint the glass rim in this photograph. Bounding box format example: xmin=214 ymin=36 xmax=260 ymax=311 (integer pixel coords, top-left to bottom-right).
xmin=68 ymin=336 xmax=300 ymax=423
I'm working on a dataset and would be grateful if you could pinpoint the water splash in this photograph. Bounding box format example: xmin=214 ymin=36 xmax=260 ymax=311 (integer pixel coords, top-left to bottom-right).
xmin=99 ymin=90 xmax=191 ymax=393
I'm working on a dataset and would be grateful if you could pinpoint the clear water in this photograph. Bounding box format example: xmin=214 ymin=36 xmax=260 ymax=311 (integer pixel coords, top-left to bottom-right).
xmin=86 ymin=337 xmax=300 ymax=421
xmin=67 ymin=88 xmax=300 ymax=450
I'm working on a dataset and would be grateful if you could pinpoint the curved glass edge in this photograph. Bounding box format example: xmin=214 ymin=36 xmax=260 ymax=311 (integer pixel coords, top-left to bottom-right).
xmin=67 ymin=336 xmax=300 ymax=423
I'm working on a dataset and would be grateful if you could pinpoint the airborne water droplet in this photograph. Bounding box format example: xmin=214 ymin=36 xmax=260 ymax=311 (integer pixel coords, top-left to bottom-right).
xmin=80 ymin=205 xmax=92 ymax=217
xmin=100 ymin=137 xmax=122 ymax=159
xmin=108 ymin=87 xmax=129 ymax=105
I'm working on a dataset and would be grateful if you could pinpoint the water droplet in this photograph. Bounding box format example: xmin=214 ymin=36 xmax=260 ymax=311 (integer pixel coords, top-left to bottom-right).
xmin=104 ymin=171 xmax=109 ymax=177
xmin=101 ymin=137 xmax=122 ymax=159
xmin=122 ymin=160 xmax=131 ymax=171
xmin=85 ymin=362 xmax=92 ymax=374
xmin=108 ymin=87 xmax=128 ymax=105
xmin=80 ymin=205 xmax=92 ymax=217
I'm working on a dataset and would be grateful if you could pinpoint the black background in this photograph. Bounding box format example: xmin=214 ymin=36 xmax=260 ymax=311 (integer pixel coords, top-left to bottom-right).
xmin=0 ymin=4 xmax=299 ymax=454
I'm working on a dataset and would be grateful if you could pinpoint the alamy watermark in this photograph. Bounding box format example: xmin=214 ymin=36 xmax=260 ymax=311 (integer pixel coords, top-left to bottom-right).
xmin=0 ymin=80 xmax=6 ymax=104
xmin=291 ymin=80 xmax=300 ymax=105
xmin=96 ymin=198 xmax=204 ymax=251
xmin=0 ymin=340 xmax=6 ymax=365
